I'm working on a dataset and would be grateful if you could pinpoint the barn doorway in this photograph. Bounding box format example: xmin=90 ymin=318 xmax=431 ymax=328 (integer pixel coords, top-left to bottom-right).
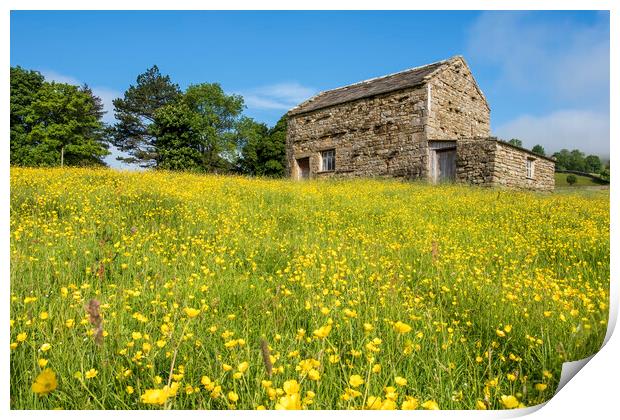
xmin=296 ymin=157 xmax=310 ymax=180
xmin=429 ymin=141 xmax=457 ymax=183
xmin=434 ymin=148 xmax=456 ymax=182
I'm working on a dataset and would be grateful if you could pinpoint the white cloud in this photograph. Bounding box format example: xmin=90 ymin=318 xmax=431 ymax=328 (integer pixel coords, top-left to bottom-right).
xmin=240 ymin=82 xmax=316 ymax=111
xmin=494 ymin=110 xmax=610 ymax=158
xmin=40 ymin=70 xmax=82 ymax=86
xmin=91 ymin=87 xmax=120 ymax=124
xmin=40 ymin=69 xmax=121 ymax=124
xmin=467 ymin=11 xmax=609 ymax=105
xmin=467 ymin=12 xmax=609 ymax=158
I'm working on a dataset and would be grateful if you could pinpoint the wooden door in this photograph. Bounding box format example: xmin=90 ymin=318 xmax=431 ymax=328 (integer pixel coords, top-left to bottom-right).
xmin=296 ymin=157 xmax=310 ymax=180
xmin=435 ymin=148 xmax=456 ymax=182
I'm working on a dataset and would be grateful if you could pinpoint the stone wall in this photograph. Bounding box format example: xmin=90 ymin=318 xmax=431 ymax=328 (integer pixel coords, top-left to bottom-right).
xmin=455 ymin=140 xmax=555 ymax=191
xmin=286 ymin=85 xmax=429 ymax=179
xmin=456 ymin=139 xmax=497 ymax=186
xmin=425 ymin=58 xmax=491 ymax=140
xmin=492 ymin=142 xmax=555 ymax=191
xmin=286 ymin=57 xmax=554 ymax=191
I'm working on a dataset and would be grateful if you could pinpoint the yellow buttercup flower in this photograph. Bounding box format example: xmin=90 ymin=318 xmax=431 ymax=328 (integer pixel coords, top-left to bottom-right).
xmin=366 ymin=396 xmax=382 ymax=409
xmin=343 ymin=308 xmax=357 ymax=318
xmin=85 ymin=368 xmax=98 ymax=379
xmin=349 ymin=374 xmax=365 ymax=388
xmin=422 ymin=400 xmax=439 ymax=410
xmin=238 ymin=361 xmax=249 ymax=373
xmin=276 ymin=393 xmax=301 ymax=410
xmin=381 ymin=399 xmax=397 ymax=410
xmin=283 ymin=379 xmax=300 ymax=395
xmin=535 ymin=383 xmax=548 ymax=392
xmin=32 ymin=369 xmax=57 ymax=396
xmin=308 ymin=369 xmax=320 ymax=381
xmin=183 ymin=307 xmax=201 ymax=318
xmin=401 ymin=397 xmax=419 ymax=410
xmin=140 ymin=388 xmax=170 ymax=405
xmin=312 ymin=324 xmax=332 ymax=339
xmin=201 ymin=376 xmax=214 ymax=390
xmin=394 ymin=321 xmax=412 ymax=334
xmin=395 ymin=376 xmax=407 ymax=386
xmin=500 ymin=395 xmax=519 ymax=409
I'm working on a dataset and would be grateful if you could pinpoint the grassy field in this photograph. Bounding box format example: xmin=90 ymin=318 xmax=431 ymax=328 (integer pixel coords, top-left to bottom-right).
xmin=10 ymin=167 xmax=610 ymax=410
xmin=554 ymin=172 xmax=609 ymax=187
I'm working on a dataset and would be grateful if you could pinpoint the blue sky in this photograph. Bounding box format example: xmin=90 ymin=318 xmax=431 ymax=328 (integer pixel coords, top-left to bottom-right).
xmin=10 ymin=10 xmax=609 ymax=168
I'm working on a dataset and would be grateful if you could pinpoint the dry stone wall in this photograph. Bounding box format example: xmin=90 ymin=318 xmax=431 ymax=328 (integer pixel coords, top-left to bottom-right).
xmin=286 ymin=85 xmax=429 ymax=179
xmin=456 ymin=139 xmax=497 ymax=186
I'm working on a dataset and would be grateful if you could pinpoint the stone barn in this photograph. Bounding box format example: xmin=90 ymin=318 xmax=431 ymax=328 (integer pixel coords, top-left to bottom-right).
xmin=285 ymin=56 xmax=555 ymax=191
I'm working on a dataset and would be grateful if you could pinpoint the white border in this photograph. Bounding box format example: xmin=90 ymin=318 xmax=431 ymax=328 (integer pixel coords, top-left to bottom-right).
xmin=3 ymin=2 xmax=616 ymax=419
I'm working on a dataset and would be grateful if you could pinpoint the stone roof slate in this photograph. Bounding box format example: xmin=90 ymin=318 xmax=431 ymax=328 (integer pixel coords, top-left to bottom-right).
xmin=287 ymin=58 xmax=452 ymax=116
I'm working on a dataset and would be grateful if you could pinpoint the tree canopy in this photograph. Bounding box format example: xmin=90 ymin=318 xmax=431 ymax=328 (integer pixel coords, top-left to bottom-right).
xmin=151 ymin=83 xmax=245 ymax=172
xmin=552 ymin=149 xmax=605 ymax=174
xmin=531 ymin=144 xmax=546 ymax=156
xmin=112 ymin=66 xmax=289 ymax=175
xmin=239 ymin=115 xmax=287 ymax=177
xmin=112 ymin=65 xmax=181 ymax=167
xmin=507 ymin=138 xmax=523 ymax=147
xmin=10 ymin=66 xmax=109 ymax=167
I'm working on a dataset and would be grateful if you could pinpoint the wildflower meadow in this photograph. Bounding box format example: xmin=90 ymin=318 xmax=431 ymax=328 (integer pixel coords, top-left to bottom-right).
xmin=10 ymin=167 xmax=609 ymax=410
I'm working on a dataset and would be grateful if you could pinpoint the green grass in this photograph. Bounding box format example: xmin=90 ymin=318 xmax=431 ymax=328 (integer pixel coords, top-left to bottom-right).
xmin=554 ymin=172 xmax=609 ymax=187
xmin=10 ymin=167 xmax=610 ymax=410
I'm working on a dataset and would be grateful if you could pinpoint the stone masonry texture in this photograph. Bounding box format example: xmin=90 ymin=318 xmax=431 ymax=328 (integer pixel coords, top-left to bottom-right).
xmin=286 ymin=56 xmax=555 ymax=191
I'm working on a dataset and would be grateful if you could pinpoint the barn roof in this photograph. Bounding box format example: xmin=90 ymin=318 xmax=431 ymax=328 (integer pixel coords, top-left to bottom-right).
xmin=288 ymin=56 xmax=457 ymax=116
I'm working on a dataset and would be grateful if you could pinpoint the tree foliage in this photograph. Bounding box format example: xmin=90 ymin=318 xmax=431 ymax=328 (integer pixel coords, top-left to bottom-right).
xmin=10 ymin=66 xmax=44 ymax=145
xmin=552 ymin=149 xmax=606 ymax=175
xmin=112 ymin=65 xmax=181 ymax=167
xmin=239 ymin=115 xmax=287 ymax=177
xmin=10 ymin=66 xmax=109 ymax=167
xmin=151 ymin=83 xmax=244 ymax=172
xmin=552 ymin=149 xmax=586 ymax=172
xmin=111 ymin=66 xmax=289 ymax=174
xmin=585 ymin=155 xmax=602 ymax=173
xmin=507 ymin=138 xmax=523 ymax=147
xmin=531 ymin=144 xmax=546 ymax=156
